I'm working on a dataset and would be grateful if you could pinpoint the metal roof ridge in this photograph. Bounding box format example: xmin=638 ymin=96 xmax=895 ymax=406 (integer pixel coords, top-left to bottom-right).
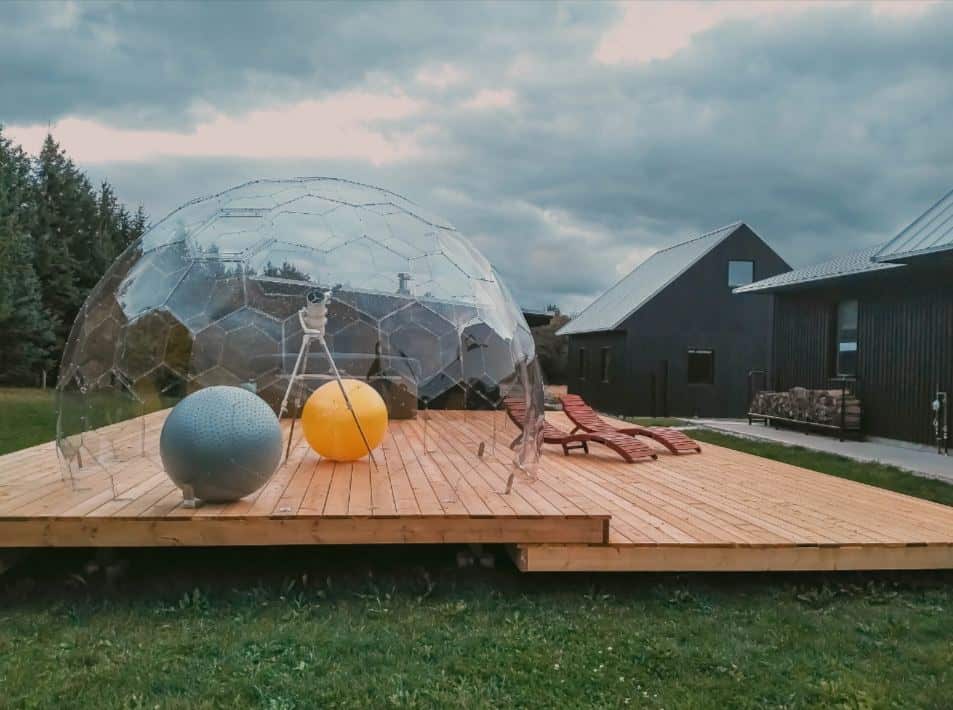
xmin=557 ymin=221 xmax=744 ymax=335
xmin=873 ymin=186 xmax=953 ymax=262
xmin=651 ymin=220 xmax=743 ymax=256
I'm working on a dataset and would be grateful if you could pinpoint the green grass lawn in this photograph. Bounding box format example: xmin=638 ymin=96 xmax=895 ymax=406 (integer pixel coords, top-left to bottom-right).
xmin=3 ymin=396 xmax=953 ymax=706
xmin=0 ymin=387 xmax=175 ymax=457
xmin=2 ymin=548 xmax=953 ymax=708
xmin=624 ymin=416 xmax=689 ymax=427
xmin=0 ymin=387 xmax=56 ymax=455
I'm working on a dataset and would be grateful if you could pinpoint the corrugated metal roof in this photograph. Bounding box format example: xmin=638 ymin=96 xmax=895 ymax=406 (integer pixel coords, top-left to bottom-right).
xmin=873 ymin=187 xmax=953 ymax=262
xmin=557 ymin=222 xmax=742 ymax=336
xmin=734 ymin=244 xmax=902 ymax=294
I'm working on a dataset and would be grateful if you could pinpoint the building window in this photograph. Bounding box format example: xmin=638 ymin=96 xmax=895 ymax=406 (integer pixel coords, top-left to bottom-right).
xmin=578 ymin=348 xmax=587 ymax=380
xmin=728 ymin=260 xmax=755 ymax=287
xmin=687 ymin=349 xmax=715 ymax=385
xmin=600 ymin=347 xmax=611 ymax=383
xmin=835 ymin=299 xmax=858 ymax=377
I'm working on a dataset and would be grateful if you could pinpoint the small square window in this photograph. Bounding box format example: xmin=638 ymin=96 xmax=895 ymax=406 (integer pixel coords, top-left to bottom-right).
xmin=600 ymin=347 xmax=611 ymax=383
xmin=687 ymin=349 xmax=714 ymax=385
xmin=728 ymin=260 xmax=754 ymax=287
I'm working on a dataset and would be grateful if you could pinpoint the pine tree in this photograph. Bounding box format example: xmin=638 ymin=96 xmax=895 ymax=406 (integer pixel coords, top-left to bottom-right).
xmin=130 ymin=204 xmax=148 ymax=245
xmin=0 ymin=220 xmax=56 ymax=383
xmin=0 ymin=130 xmax=149 ymax=383
xmin=93 ymin=180 xmax=121 ymax=277
xmin=32 ymin=134 xmax=82 ymax=349
xmin=0 ymin=128 xmax=55 ymax=382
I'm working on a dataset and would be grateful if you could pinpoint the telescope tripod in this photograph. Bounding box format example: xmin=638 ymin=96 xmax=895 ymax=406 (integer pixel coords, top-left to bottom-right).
xmin=278 ymin=292 xmax=378 ymax=467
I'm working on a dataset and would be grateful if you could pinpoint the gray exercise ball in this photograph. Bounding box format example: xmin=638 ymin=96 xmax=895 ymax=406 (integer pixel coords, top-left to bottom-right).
xmin=159 ymin=386 xmax=282 ymax=502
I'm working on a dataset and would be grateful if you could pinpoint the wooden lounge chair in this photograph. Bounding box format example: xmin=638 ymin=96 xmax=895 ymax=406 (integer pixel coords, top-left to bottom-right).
xmin=502 ymin=397 xmax=656 ymax=463
xmin=560 ymin=394 xmax=701 ymax=455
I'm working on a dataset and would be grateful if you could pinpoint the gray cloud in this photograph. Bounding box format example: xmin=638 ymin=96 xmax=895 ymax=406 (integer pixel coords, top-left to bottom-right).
xmin=6 ymin=1 xmax=953 ymax=313
xmin=1 ymin=1 xmax=612 ymax=128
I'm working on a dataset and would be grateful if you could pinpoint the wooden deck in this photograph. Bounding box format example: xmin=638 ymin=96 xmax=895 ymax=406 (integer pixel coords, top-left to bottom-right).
xmin=3 ymin=410 xmax=953 ymax=572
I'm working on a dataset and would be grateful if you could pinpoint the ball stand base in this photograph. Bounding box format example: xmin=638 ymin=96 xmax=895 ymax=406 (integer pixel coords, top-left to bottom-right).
xmin=179 ymin=485 xmax=203 ymax=509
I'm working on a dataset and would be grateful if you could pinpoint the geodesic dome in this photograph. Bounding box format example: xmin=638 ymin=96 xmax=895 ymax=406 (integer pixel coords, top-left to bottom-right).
xmin=56 ymin=177 xmax=544 ymax=486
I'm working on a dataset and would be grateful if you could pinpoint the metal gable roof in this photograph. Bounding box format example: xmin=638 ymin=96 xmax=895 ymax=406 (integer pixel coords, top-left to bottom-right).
xmin=873 ymin=187 xmax=953 ymax=262
xmin=557 ymin=222 xmax=742 ymax=336
xmin=734 ymin=244 xmax=902 ymax=294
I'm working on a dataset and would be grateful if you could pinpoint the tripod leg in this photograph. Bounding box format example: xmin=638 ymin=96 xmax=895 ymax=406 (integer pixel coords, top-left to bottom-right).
xmin=316 ymin=335 xmax=378 ymax=467
xmin=281 ymin=335 xmax=310 ymax=464
xmin=280 ymin=335 xmax=308 ymax=418
xmin=285 ymin=415 xmax=297 ymax=462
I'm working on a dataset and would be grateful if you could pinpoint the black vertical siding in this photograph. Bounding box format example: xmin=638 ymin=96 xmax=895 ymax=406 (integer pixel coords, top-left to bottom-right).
xmin=618 ymin=226 xmax=790 ymax=417
xmin=567 ymin=225 xmax=791 ymax=417
xmin=566 ymin=331 xmax=630 ymax=412
xmin=771 ymin=269 xmax=953 ymax=445
xmin=772 ymin=294 xmax=832 ymax=390
xmin=856 ymin=281 xmax=953 ymax=444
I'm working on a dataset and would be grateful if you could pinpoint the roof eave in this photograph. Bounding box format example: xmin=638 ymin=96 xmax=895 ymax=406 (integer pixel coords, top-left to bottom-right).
xmin=871 ymin=242 xmax=953 ymax=263
xmin=555 ymin=324 xmax=621 ymax=337
xmin=734 ymin=264 xmax=903 ymax=294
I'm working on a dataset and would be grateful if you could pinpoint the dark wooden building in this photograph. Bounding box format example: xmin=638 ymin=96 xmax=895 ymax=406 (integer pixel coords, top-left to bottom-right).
xmin=737 ymin=188 xmax=953 ymax=445
xmin=558 ymin=223 xmax=790 ymax=417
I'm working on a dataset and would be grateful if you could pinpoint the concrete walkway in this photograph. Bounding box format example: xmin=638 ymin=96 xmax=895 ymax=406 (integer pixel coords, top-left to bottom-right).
xmin=688 ymin=418 xmax=953 ymax=484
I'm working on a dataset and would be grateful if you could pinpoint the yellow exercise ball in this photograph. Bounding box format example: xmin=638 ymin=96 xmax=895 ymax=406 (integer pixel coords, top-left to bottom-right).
xmin=301 ymin=379 xmax=389 ymax=461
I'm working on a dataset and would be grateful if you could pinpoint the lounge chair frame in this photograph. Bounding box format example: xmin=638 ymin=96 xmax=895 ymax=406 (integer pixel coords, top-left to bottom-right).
xmin=502 ymin=398 xmax=656 ymax=464
xmin=560 ymin=394 xmax=701 ymax=455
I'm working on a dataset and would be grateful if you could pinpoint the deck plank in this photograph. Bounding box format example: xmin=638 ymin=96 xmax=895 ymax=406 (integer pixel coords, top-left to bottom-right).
xmin=297 ymin=458 xmax=335 ymax=516
xmin=1 ymin=410 xmax=952 ymax=569
xmin=378 ymin=431 xmax=419 ymax=516
xmin=388 ymin=423 xmax=444 ymax=516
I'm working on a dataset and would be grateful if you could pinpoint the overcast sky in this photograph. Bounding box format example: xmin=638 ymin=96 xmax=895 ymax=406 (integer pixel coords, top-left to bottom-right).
xmin=3 ymin=0 xmax=951 ymax=312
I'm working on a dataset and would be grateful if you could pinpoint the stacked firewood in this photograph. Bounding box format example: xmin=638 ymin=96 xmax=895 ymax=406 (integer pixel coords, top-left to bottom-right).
xmin=749 ymin=387 xmax=861 ymax=429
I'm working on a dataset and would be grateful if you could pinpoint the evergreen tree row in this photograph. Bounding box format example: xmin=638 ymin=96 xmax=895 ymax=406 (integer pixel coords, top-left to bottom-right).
xmin=0 ymin=127 xmax=146 ymax=385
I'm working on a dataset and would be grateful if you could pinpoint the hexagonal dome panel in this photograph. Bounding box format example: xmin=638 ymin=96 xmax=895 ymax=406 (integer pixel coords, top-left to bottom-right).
xmin=55 ymin=177 xmax=544 ymax=483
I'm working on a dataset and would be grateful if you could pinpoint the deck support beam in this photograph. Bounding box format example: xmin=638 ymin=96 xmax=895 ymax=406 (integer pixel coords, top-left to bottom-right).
xmin=511 ymin=543 xmax=953 ymax=572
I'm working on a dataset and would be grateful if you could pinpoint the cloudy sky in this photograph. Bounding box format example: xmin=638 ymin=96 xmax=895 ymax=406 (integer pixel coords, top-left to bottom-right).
xmin=3 ymin=0 xmax=952 ymax=312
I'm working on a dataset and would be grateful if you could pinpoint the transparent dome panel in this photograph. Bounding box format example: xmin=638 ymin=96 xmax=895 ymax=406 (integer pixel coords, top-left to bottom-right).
xmin=56 ymin=177 xmax=545 ymax=489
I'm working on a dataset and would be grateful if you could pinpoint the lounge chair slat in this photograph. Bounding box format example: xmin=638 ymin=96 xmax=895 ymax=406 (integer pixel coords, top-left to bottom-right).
xmin=560 ymin=394 xmax=701 ymax=455
xmin=502 ymin=398 xmax=656 ymax=464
